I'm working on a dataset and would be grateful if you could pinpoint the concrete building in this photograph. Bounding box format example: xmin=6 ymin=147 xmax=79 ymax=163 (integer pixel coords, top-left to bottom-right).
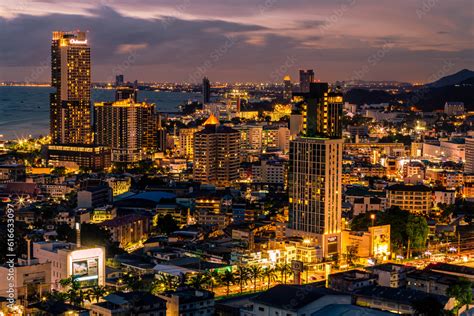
xmin=94 ymin=98 xmax=157 ymax=163
xmin=288 ymin=83 xmax=344 ymax=259
xmin=353 ymin=286 xmax=453 ymax=315
xmin=0 ymin=164 xmax=26 ymax=183
xmin=370 ymin=263 xmax=411 ymax=288
xmin=32 ymin=241 xmax=105 ymax=290
xmin=91 ymin=291 xmax=167 ymax=316
xmin=193 ymin=116 xmax=240 ymax=187
xmin=0 ymin=259 xmax=51 ymax=304
xmin=465 ymin=137 xmax=474 ymax=174
xmin=246 ymin=284 xmax=350 ymax=316
xmin=387 ymin=184 xmax=432 ymax=214
xmin=433 ymin=188 xmax=456 ymax=206
xmin=100 ymin=214 xmax=150 ymax=248
xmin=251 ymin=158 xmax=286 ymax=184
xmin=178 ymin=127 xmax=198 ymax=159
xmin=158 ymin=289 xmax=214 ymax=316
xmin=77 ymin=183 xmax=112 ymax=208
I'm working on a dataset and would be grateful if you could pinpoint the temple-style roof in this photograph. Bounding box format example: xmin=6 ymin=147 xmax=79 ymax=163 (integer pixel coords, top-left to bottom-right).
xmin=203 ymin=113 xmax=219 ymax=126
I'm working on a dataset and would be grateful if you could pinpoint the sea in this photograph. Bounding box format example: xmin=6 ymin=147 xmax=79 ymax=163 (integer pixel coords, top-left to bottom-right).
xmin=0 ymin=86 xmax=199 ymax=140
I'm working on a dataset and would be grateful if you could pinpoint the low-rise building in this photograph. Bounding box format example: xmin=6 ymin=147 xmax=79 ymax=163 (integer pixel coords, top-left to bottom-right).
xmin=91 ymin=291 xmax=167 ymax=316
xmin=328 ymin=270 xmax=377 ymax=293
xmin=77 ymin=183 xmax=112 ymax=208
xmin=158 ymin=289 xmax=215 ymax=316
xmin=0 ymin=164 xmax=26 ymax=183
xmin=246 ymin=284 xmax=350 ymax=316
xmin=0 ymin=258 xmax=51 ymax=304
xmin=100 ymin=214 xmax=150 ymax=248
xmin=32 ymin=241 xmax=105 ymax=290
xmin=386 ymin=184 xmax=432 ymax=214
xmin=353 ymin=286 xmax=454 ymax=315
xmin=370 ymin=263 xmax=411 ymax=288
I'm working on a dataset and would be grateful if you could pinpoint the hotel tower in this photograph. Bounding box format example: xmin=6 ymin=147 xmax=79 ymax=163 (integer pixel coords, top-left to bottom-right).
xmin=50 ymin=31 xmax=92 ymax=145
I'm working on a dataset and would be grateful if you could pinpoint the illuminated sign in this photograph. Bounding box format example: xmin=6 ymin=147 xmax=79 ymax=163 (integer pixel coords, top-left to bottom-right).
xmin=369 ymin=225 xmax=391 ymax=258
xmin=70 ymin=39 xmax=88 ymax=44
xmin=72 ymin=257 xmax=99 ymax=284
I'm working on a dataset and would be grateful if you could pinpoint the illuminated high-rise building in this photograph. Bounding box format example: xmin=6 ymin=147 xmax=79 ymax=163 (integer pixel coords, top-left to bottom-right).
xmin=94 ymin=95 xmax=156 ymax=163
xmin=193 ymin=115 xmax=240 ymax=187
xmin=466 ymin=138 xmax=474 ymax=174
xmin=299 ymin=69 xmax=315 ymax=93
xmin=178 ymin=127 xmax=198 ymax=160
xmin=115 ymin=86 xmax=137 ymax=102
xmin=283 ymin=75 xmax=292 ymax=100
xmin=50 ymin=31 xmax=92 ymax=145
xmin=202 ymin=77 xmax=211 ymax=104
xmin=288 ymin=82 xmax=344 ymax=259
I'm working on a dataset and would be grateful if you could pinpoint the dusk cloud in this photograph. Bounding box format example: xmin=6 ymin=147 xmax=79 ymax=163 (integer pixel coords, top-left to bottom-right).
xmin=0 ymin=0 xmax=472 ymax=83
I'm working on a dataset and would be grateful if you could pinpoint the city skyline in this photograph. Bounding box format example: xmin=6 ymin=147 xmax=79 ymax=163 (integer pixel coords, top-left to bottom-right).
xmin=0 ymin=0 xmax=473 ymax=83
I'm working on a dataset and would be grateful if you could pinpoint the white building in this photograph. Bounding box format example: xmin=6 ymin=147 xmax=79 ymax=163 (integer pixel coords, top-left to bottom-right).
xmin=0 ymin=258 xmax=51 ymax=302
xmin=465 ymin=138 xmax=474 ymax=174
xmin=32 ymin=241 xmax=105 ymax=290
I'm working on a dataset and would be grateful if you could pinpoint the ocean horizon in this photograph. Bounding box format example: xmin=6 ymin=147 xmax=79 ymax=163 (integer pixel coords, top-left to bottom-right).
xmin=0 ymin=86 xmax=199 ymax=140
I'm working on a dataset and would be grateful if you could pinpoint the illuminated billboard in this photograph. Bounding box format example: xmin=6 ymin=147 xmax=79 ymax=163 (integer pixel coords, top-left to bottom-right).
xmin=68 ymin=248 xmax=105 ymax=288
xmin=369 ymin=225 xmax=390 ymax=259
xmin=72 ymin=258 xmax=99 ymax=284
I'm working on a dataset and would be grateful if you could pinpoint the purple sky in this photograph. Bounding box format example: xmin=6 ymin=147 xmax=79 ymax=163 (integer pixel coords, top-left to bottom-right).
xmin=0 ymin=0 xmax=473 ymax=83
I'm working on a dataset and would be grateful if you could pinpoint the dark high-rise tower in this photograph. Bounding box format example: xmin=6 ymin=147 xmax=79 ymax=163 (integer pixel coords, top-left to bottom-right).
xmin=283 ymin=75 xmax=292 ymax=101
xmin=50 ymin=31 xmax=92 ymax=145
xmin=115 ymin=74 xmax=124 ymax=87
xmin=202 ymin=77 xmax=211 ymax=104
xmin=299 ymin=83 xmax=343 ymax=139
xmin=299 ymin=69 xmax=315 ymax=93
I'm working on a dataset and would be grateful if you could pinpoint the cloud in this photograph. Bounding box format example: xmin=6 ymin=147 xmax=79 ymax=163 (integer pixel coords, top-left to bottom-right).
xmin=0 ymin=1 xmax=472 ymax=82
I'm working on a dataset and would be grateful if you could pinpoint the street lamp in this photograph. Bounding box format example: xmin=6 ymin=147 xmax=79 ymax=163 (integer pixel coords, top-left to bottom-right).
xmin=370 ymin=214 xmax=376 ymax=227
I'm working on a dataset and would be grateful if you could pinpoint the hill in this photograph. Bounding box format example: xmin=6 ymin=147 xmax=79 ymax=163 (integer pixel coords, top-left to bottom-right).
xmin=426 ymin=69 xmax=474 ymax=88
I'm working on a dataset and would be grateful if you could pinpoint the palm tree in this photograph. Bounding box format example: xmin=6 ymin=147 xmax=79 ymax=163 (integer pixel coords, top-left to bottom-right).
xmin=204 ymin=270 xmax=220 ymax=292
xmin=59 ymin=276 xmax=84 ymax=306
xmin=121 ymin=272 xmax=143 ymax=291
xmin=234 ymin=266 xmax=249 ymax=293
xmin=219 ymin=270 xmax=235 ymax=296
xmin=262 ymin=267 xmax=277 ymax=289
xmin=248 ymin=265 xmax=262 ymax=292
xmin=46 ymin=289 xmax=68 ymax=302
xmin=186 ymin=273 xmax=208 ymax=290
xmin=154 ymin=273 xmax=179 ymax=292
xmin=277 ymin=263 xmax=293 ymax=284
xmin=89 ymin=285 xmax=107 ymax=303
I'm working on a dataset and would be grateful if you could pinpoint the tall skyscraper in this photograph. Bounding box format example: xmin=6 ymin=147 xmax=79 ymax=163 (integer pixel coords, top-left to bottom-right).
xmin=202 ymin=77 xmax=211 ymax=104
xmin=156 ymin=114 xmax=167 ymax=153
xmin=193 ymin=115 xmax=240 ymax=187
xmin=288 ymin=82 xmax=344 ymax=259
xmin=299 ymin=69 xmax=315 ymax=93
xmin=283 ymin=75 xmax=292 ymax=100
xmin=115 ymin=74 xmax=124 ymax=87
xmin=94 ymin=92 xmax=156 ymax=163
xmin=50 ymin=31 xmax=92 ymax=145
